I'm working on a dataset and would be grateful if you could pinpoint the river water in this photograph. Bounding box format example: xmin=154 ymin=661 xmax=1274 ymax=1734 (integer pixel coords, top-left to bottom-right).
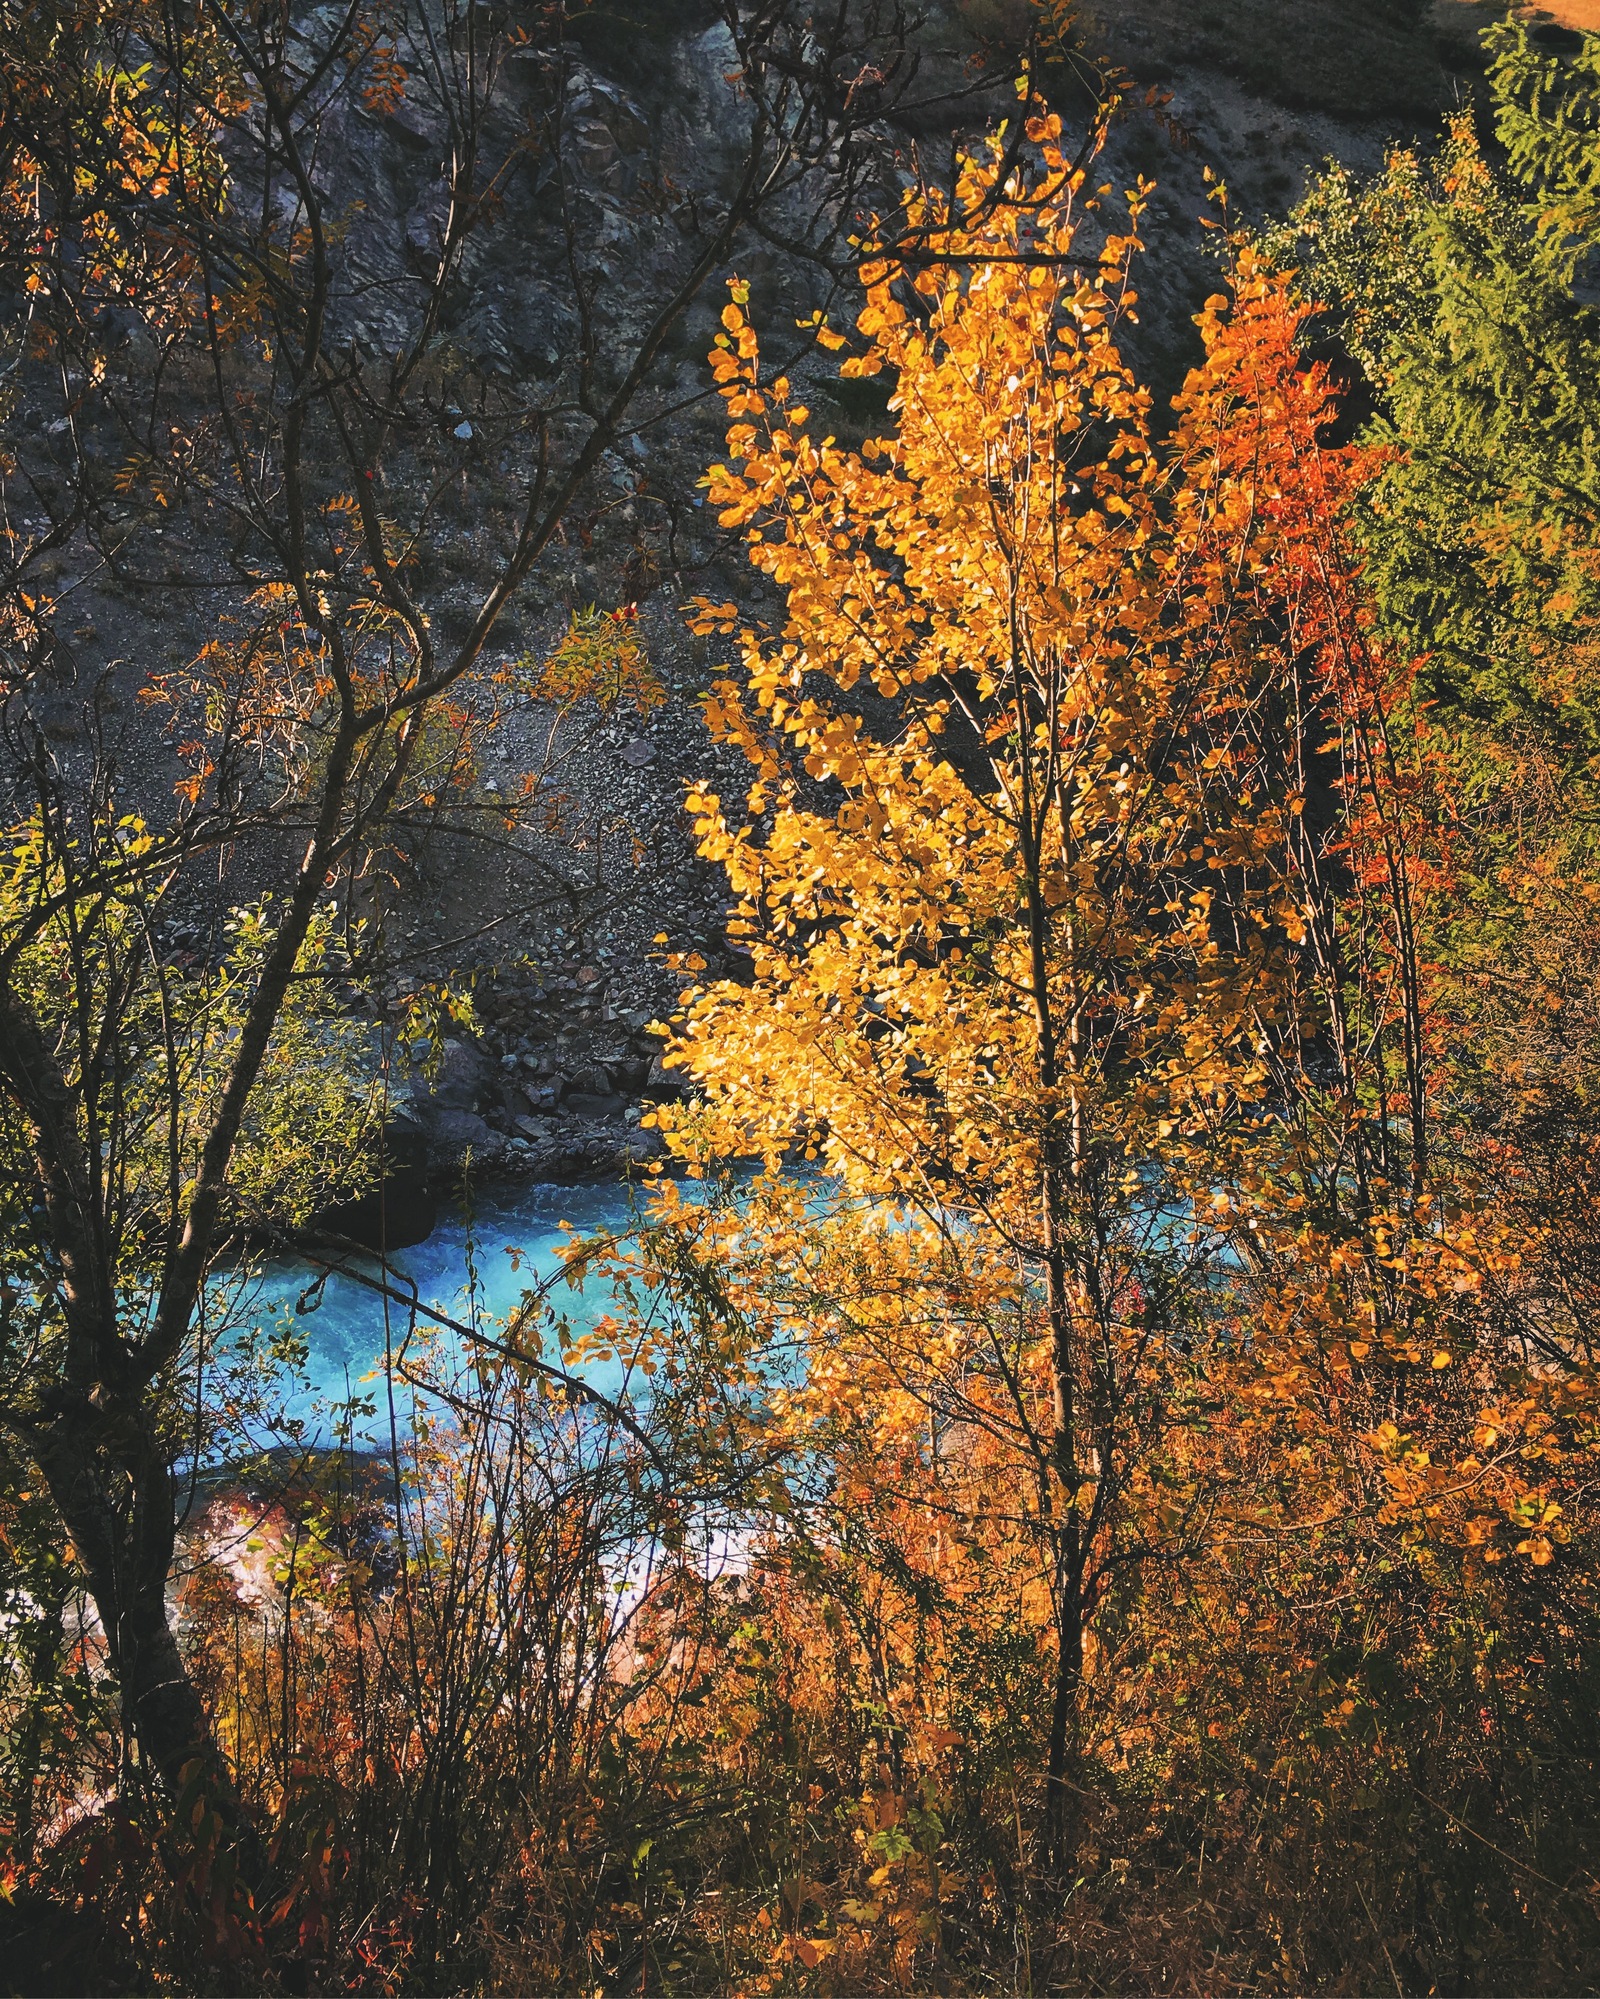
xmin=224 ymin=1179 xmax=651 ymax=1449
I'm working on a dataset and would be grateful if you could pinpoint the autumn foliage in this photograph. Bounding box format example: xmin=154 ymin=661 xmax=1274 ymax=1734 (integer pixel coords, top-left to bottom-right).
xmin=5 ymin=36 xmax=1600 ymax=1999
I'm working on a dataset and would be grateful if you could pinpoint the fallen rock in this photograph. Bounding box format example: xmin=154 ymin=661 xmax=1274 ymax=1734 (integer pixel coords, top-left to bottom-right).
xmin=432 ymin=1037 xmax=495 ymax=1107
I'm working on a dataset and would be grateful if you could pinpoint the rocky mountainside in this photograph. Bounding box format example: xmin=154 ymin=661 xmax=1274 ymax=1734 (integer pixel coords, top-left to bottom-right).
xmin=5 ymin=0 xmax=1546 ymax=1203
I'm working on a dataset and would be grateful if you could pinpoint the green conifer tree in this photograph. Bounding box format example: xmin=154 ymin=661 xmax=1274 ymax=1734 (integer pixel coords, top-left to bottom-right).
xmin=1270 ymin=21 xmax=1600 ymax=748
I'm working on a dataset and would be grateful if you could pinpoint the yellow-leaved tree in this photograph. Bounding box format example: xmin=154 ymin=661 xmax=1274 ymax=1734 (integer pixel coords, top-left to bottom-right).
xmin=649 ymin=117 xmax=1372 ymax=1854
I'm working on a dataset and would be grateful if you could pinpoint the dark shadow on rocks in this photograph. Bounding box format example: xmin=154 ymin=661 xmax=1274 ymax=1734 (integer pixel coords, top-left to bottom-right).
xmin=310 ymin=1112 xmax=440 ymax=1253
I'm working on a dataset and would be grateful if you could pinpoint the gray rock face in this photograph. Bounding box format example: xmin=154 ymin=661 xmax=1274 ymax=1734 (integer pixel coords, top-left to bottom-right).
xmin=664 ymin=24 xmax=749 ymax=183
xmin=458 ymin=282 xmax=577 ymax=379
xmin=568 ymin=74 xmax=651 ymax=158
xmin=403 ymin=178 xmax=452 ymax=270
xmin=569 ymin=117 xmax=623 ymax=185
xmin=382 ymin=90 xmax=448 ymax=157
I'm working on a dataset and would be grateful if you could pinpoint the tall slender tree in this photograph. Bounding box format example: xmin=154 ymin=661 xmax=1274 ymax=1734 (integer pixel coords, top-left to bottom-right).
xmin=651 ymin=118 xmax=1392 ymax=1852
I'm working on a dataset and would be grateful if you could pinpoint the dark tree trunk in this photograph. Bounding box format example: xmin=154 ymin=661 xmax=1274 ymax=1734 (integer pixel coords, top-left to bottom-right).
xmin=31 ymin=1414 xmax=239 ymax=1813
xmin=1045 ymin=1529 xmax=1084 ymax=1865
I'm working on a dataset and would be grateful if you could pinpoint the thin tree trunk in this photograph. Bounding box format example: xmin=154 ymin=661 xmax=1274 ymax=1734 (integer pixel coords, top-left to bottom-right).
xmin=1045 ymin=1545 xmax=1083 ymax=1862
xmin=1008 ymin=616 xmax=1086 ymax=1865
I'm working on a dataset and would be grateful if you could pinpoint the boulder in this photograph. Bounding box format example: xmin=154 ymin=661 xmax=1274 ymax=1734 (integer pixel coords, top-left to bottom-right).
xmin=564 ymin=1090 xmax=625 ymax=1121
xmin=401 ymin=1039 xmax=512 ymax=1173
xmin=432 ymin=1037 xmax=494 ymax=1107
xmin=644 ymin=1053 xmax=689 ymax=1101
xmin=426 ymin=1106 xmax=507 ymax=1169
